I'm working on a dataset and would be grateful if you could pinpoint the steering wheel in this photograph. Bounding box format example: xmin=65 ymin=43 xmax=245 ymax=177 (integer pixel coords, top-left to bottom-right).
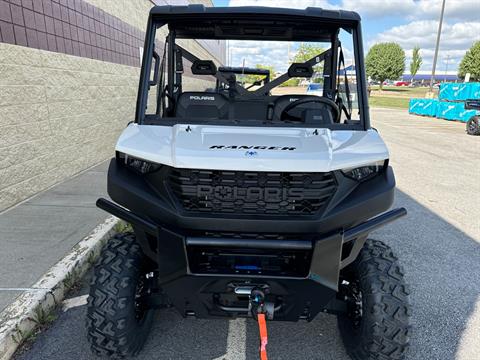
xmin=280 ymin=97 xmax=340 ymax=122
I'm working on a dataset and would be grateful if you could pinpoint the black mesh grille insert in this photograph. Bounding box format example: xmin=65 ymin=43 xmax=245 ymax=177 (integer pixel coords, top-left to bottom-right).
xmin=167 ymin=169 xmax=337 ymax=216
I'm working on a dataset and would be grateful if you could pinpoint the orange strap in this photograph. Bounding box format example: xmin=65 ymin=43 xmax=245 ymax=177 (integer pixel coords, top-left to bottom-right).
xmin=257 ymin=313 xmax=268 ymax=360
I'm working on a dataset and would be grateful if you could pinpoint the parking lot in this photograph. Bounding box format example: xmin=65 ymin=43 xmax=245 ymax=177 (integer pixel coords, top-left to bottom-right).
xmin=15 ymin=108 xmax=480 ymax=360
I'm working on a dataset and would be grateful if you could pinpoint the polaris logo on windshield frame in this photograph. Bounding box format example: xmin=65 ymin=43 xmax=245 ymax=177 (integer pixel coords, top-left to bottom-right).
xmin=210 ymin=145 xmax=296 ymax=151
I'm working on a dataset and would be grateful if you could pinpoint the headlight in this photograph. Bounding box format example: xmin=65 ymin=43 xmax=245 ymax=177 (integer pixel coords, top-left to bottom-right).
xmin=341 ymin=160 xmax=386 ymax=182
xmin=117 ymin=152 xmax=162 ymax=174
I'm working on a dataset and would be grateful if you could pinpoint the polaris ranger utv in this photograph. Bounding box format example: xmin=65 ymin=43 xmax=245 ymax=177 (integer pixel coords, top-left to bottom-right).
xmin=87 ymin=5 xmax=411 ymax=360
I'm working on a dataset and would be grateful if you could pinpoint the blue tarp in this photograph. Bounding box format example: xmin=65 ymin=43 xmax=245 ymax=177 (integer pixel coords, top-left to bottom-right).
xmin=436 ymin=101 xmax=479 ymax=122
xmin=470 ymin=83 xmax=480 ymax=100
xmin=409 ymin=98 xmax=438 ymax=116
xmin=439 ymin=83 xmax=469 ymax=101
xmin=436 ymin=101 xmax=459 ymax=120
xmin=457 ymin=109 xmax=479 ymax=122
xmin=439 ymin=82 xmax=480 ymax=101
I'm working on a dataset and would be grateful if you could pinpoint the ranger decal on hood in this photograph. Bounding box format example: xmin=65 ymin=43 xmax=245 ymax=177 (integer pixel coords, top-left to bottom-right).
xmin=209 ymin=145 xmax=296 ymax=151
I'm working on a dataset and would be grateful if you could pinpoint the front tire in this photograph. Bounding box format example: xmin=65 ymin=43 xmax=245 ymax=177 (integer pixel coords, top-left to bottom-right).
xmin=86 ymin=233 xmax=156 ymax=358
xmin=466 ymin=116 xmax=480 ymax=136
xmin=338 ymin=239 xmax=411 ymax=360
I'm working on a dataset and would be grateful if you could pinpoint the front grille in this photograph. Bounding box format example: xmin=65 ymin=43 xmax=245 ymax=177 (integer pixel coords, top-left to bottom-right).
xmin=167 ymin=168 xmax=337 ymax=216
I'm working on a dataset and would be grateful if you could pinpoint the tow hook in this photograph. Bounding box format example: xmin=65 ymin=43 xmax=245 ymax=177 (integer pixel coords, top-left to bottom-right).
xmin=233 ymin=285 xmax=276 ymax=320
xmin=248 ymin=288 xmax=272 ymax=360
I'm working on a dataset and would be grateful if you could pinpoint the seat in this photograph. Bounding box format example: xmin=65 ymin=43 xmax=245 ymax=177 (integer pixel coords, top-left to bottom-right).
xmin=175 ymin=92 xmax=229 ymax=119
xmin=272 ymin=95 xmax=334 ymax=124
xmin=230 ymin=100 xmax=269 ymax=121
xmin=272 ymin=95 xmax=321 ymax=120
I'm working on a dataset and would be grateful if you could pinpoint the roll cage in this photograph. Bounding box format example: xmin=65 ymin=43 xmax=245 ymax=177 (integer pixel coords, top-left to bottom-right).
xmin=136 ymin=5 xmax=370 ymax=130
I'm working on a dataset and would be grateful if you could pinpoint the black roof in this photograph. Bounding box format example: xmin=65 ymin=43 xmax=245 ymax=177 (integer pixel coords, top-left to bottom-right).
xmin=150 ymin=5 xmax=360 ymax=22
xmin=149 ymin=5 xmax=360 ymax=41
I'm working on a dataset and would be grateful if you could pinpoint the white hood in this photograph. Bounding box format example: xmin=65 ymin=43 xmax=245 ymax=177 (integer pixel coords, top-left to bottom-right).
xmin=115 ymin=124 xmax=389 ymax=172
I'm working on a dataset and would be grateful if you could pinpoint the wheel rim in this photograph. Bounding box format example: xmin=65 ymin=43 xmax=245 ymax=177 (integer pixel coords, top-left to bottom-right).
xmin=468 ymin=119 xmax=478 ymax=132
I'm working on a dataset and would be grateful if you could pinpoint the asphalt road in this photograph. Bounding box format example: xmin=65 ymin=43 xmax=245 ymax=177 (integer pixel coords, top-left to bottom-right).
xmin=15 ymin=108 xmax=480 ymax=360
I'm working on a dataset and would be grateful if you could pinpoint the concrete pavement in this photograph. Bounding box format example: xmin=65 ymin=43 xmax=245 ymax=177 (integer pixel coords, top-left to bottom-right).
xmin=372 ymin=108 xmax=480 ymax=240
xmin=0 ymin=161 xmax=110 ymax=312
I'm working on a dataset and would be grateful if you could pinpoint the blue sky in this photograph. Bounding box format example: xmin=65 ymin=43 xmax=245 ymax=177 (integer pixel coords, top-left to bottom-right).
xmin=213 ymin=0 xmax=480 ymax=74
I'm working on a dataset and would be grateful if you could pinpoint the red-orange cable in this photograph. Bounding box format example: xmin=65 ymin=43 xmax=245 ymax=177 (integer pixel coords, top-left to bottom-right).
xmin=257 ymin=313 xmax=268 ymax=360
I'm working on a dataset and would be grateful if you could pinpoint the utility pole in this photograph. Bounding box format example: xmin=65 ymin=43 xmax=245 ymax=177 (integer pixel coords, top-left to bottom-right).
xmin=429 ymin=0 xmax=446 ymax=91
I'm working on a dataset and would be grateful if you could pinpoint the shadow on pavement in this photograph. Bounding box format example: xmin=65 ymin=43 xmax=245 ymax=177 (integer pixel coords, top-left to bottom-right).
xmin=15 ymin=190 xmax=480 ymax=360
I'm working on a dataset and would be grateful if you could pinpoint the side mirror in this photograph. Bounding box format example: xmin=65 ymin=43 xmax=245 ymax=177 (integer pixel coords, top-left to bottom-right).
xmin=191 ymin=60 xmax=217 ymax=75
xmin=288 ymin=63 xmax=313 ymax=78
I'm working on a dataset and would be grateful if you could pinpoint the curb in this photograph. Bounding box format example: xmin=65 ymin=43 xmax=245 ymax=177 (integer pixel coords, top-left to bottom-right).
xmin=0 ymin=216 xmax=119 ymax=360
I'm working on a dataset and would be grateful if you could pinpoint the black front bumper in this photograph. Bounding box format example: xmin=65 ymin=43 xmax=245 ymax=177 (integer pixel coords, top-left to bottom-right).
xmin=98 ymin=197 xmax=405 ymax=320
xmin=97 ymin=159 xmax=405 ymax=321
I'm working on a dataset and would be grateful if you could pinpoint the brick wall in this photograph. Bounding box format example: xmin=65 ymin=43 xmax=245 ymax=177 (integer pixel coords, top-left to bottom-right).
xmin=0 ymin=0 xmax=220 ymax=211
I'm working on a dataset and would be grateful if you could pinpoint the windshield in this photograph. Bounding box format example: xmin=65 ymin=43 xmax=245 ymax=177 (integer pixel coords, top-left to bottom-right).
xmin=138 ymin=13 xmax=367 ymax=130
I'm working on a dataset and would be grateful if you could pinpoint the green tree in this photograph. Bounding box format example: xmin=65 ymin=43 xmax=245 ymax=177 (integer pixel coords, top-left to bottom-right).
xmin=292 ymin=43 xmax=325 ymax=62
xmin=458 ymin=41 xmax=480 ymax=81
xmin=366 ymin=42 xmax=405 ymax=90
xmin=410 ymin=46 xmax=422 ymax=78
xmin=292 ymin=43 xmax=325 ymax=73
